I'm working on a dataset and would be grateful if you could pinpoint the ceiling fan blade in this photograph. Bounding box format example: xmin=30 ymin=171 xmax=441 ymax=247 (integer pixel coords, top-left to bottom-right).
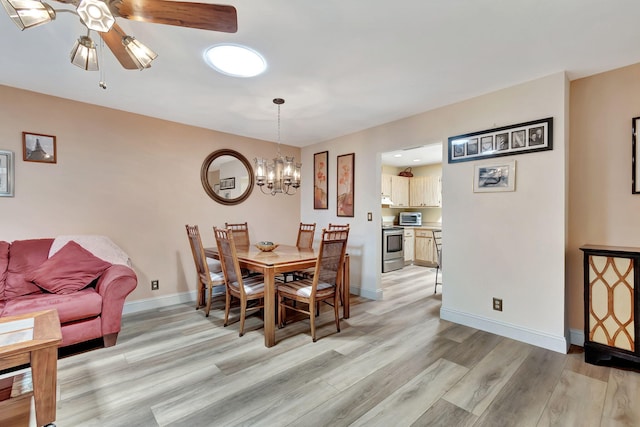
xmin=113 ymin=0 xmax=238 ymax=33
xmin=100 ymin=23 xmax=139 ymax=70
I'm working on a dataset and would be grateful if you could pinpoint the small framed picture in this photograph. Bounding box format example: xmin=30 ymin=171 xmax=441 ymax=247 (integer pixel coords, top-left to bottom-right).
xmin=511 ymin=130 xmax=526 ymax=149
xmin=23 ymin=132 xmax=56 ymax=163
xmin=496 ymin=133 xmax=509 ymax=151
xmin=467 ymin=138 xmax=479 ymax=155
xmin=453 ymin=142 xmax=465 ymax=158
xmin=314 ymin=151 xmax=329 ymax=209
xmin=473 ymin=160 xmax=516 ymax=193
xmin=0 ymin=150 xmax=15 ymax=197
xmin=528 ymin=126 xmax=545 ymax=146
xmin=219 ymin=177 xmax=235 ymax=190
xmin=480 ymin=136 xmax=494 ymax=153
xmin=337 ymin=153 xmax=355 ymax=217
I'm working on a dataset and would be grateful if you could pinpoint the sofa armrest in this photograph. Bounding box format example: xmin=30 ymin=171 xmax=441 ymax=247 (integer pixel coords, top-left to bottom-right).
xmin=95 ymin=264 xmax=137 ymax=336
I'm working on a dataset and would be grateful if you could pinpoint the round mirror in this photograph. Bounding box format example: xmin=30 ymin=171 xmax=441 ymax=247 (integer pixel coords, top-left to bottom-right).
xmin=201 ymin=149 xmax=254 ymax=205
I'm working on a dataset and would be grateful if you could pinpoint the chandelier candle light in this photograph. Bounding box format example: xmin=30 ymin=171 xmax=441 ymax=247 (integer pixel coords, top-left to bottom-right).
xmin=254 ymin=98 xmax=301 ymax=196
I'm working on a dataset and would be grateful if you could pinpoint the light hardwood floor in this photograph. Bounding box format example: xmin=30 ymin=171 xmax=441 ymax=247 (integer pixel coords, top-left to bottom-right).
xmin=54 ymin=265 xmax=640 ymax=426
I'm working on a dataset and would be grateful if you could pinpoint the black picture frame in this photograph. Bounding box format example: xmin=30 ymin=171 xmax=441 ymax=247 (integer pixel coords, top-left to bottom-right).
xmin=633 ymin=117 xmax=640 ymax=194
xmin=448 ymin=117 xmax=553 ymax=163
xmin=220 ymin=177 xmax=235 ymax=190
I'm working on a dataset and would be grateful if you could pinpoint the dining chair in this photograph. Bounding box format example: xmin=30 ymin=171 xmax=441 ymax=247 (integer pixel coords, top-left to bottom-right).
xmin=214 ymin=226 xmax=266 ymax=337
xmin=432 ymin=229 xmax=442 ymax=294
xmin=185 ymin=225 xmax=226 ymax=317
xmin=280 ymin=222 xmax=317 ymax=283
xmin=277 ymin=227 xmax=349 ymax=342
xmin=327 ymin=223 xmax=350 ymax=231
xmin=224 ymin=222 xmax=250 ymax=246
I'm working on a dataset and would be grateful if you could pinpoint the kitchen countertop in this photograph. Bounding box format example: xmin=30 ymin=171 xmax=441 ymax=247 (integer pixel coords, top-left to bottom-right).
xmin=402 ymin=223 xmax=442 ymax=230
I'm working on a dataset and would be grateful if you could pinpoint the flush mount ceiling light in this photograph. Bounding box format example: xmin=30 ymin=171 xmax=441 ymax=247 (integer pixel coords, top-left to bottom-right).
xmin=1 ymin=1 xmax=238 ymax=74
xmin=204 ymin=44 xmax=267 ymax=77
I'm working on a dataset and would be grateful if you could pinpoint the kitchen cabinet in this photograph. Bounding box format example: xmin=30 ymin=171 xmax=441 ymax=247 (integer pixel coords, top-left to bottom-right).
xmin=404 ymin=228 xmax=414 ymax=263
xmin=580 ymin=245 xmax=640 ymax=368
xmin=414 ymin=228 xmax=437 ymax=266
xmin=381 ymin=174 xmax=393 ymax=198
xmin=390 ymin=175 xmax=410 ymax=207
xmin=410 ymin=176 xmax=441 ymax=207
xmin=381 ymin=173 xmax=441 ymax=208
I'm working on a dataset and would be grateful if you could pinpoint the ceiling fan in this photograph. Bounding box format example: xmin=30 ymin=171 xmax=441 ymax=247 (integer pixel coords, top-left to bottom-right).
xmin=0 ymin=0 xmax=237 ymax=70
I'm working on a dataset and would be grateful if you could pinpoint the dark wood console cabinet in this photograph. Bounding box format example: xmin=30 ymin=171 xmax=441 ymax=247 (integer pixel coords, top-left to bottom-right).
xmin=580 ymin=245 xmax=640 ymax=368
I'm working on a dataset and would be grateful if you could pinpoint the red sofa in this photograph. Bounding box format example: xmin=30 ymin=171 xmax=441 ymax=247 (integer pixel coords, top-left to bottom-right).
xmin=0 ymin=238 xmax=137 ymax=348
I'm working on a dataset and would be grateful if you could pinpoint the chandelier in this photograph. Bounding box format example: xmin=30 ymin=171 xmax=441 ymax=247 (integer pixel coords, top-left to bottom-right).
xmin=254 ymin=98 xmax=301 ymax=196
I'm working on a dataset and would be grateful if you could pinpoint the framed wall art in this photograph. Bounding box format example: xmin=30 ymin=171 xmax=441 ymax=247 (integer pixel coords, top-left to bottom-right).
xmin=23 ymin=132 xmax=56 ymax=164
xmin=0 ymin=150 xmax=14 ymax=197
xmin=473 ymin=160 xmax=516 ymax=193
xmin=314 ymin=151 xmax=328 ymax=209
xmin=219 ymin=177 xmax=235 ymax=190
xmin=336 ymin=153 xmax=354 ymax=217
xmin=448 ymin=117 xmax=553 ymax=163
xmin=633 ymin=116 xmax=640 ymax=194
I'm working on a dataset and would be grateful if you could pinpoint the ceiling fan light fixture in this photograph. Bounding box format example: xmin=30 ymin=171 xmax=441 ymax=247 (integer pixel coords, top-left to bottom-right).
xmin=122 ymin=36 xmax=158 ymax=70
xmin=1 ymin=0 xmax=55 ymax=30
xmin=76 ymin=0 xmax=114 ymax=32
xmin=204 ymin=44 xmax=266 ymax=78
xmin=70 ymin=35 xmax=98 ymax=71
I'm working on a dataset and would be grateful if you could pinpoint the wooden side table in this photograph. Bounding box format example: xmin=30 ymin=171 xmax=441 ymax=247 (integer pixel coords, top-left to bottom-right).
xmin=0 ymin=310 xmax=62 ymax=427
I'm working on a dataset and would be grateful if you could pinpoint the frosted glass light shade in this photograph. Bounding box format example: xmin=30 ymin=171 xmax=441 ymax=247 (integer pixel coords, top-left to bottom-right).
xmin=1 ymin=0 xmax=55 ymax=30
xmin=70 ymin=35 xmax=98 ymax=71
xmin=123 ymin=36 xmax=157 ymax=70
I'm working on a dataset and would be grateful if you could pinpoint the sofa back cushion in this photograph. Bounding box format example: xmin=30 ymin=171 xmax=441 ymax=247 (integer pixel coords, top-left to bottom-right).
xmin=5 ymin=239 xmax=53 ymax=299
xmin=0 ymin=241 xmax=9 ymax=300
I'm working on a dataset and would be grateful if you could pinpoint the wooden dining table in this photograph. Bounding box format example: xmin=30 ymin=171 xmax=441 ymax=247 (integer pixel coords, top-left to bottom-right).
xmin=204 ymin=244 xmax=350 ymax=347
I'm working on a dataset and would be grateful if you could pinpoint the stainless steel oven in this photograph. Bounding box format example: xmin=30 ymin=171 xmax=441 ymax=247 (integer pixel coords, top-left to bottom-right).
xmin=382 ymin=226 xmax=404 ymax=273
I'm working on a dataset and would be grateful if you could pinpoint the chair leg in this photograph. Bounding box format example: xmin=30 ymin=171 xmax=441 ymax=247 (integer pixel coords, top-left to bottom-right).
xmin=204 ymin=284 xmax=213 ymax=317
xmin=310 ymin=299 xmax=316 ymax=342
xmin=239 ymin=299 xmax=247 ymax=337
xmin=196 ymin=276 xmax=204 ymax=310
xmin=334 ymin=293 xmax=341 ymax=333
xmin=434 ymin=266 xmax=440 ymax=294
xmin=224 ymin=291 xmax=231 ymax=327
xmin=278 ymin=294 xmax=284 ymax=328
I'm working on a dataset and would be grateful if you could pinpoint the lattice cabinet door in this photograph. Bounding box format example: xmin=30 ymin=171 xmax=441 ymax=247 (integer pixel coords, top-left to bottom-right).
xmin=581 ymin=245 xmax=640 ymax=368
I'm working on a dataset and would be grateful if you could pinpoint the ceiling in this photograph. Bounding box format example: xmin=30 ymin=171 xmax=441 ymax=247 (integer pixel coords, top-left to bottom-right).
xmin=381 ymin=143 xmax=443 ymax=167
xmin=2 ymin=1 xmax=640 ymax=148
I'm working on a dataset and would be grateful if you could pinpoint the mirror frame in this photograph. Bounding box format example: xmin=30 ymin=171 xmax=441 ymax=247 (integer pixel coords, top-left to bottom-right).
xmin=200 ymin=149 xmax=254 ymax=205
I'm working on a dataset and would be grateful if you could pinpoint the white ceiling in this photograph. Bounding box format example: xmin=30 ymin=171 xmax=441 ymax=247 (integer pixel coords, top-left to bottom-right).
xmin=2 ymin=0 xmax=640 ymax=148
xmin=381 ymin=143 xmax=443 ymax=167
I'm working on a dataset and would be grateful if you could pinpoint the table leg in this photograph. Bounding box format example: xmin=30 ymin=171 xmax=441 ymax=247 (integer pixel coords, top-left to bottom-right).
xmin=263 ymin=267 xmax=276 ymax=347
xmin=343 ymin=254 xmax=350 ymax=319
xmin=31 ymin=346 xmax=57 ymax=427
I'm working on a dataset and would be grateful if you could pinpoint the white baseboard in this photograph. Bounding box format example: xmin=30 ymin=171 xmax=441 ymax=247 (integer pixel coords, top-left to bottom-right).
xmin=350 ymin=285 xmax=382 ymax=301
xmin=440 ymin=307 xmax=569 ymax=354
xmin=569 ymin=328 xmax=584 ymax=347
xmin=122 ymin=291 xmax=197 ymax=315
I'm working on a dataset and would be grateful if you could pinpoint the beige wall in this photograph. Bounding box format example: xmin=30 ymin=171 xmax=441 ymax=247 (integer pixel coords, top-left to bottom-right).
xmin=568 ymin=63 xmax=640 ymax=330
xmin=303 ymin=72 xmax=569 ymax=352
xmin=0 ymin=85 xmax=301 ymax=306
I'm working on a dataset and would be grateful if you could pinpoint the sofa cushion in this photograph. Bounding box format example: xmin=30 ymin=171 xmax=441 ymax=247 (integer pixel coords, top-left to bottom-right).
xmin=0 ymin=241 xmax=9 ymax=301
xmin=26 ymin=241 xmax=112 ymax=294
xmin=1 ymin=288 xmax=102 ymax=323
xmin=5 ymin=239 xmax=53 ymax=299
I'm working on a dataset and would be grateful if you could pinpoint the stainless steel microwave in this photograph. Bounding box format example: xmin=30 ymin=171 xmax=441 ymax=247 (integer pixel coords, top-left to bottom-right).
xmin=399 ymin=212 xmax=422 ymax=226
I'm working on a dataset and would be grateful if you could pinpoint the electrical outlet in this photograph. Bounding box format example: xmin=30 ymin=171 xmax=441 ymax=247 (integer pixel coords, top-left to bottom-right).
xmin=151 ymin=280 xmax=159 ymax=291
xmin=493 ymin=297 xmax=503 ymax=311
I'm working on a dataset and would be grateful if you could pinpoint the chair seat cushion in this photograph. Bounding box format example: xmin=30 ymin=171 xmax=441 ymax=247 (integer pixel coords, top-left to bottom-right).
xmin=207 ymin=257 xmax=222 ymax=274
xmin=209 ymin=271 xmax=224 ymax=282
xmin=229 ymin=275 xmax=265 ymax=296
xmin=278 ymin=279 xmax=333 ymax=298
